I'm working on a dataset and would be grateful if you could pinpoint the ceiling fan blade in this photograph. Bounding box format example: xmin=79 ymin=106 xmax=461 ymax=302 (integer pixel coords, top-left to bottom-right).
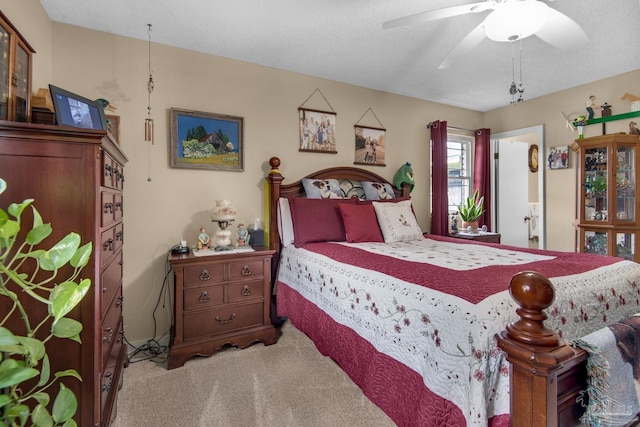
xmin=383 ymin=1 xmax=496 ymax=29
xmin=438 ymin=22 xmax=486 ymax=69
xmin=535 ymin=7 xmax=588 ymax=50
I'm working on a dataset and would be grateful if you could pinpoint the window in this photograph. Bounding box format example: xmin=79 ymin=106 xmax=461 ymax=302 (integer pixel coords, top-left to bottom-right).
xmin=447 ymin=132 xmax=473 ymax=214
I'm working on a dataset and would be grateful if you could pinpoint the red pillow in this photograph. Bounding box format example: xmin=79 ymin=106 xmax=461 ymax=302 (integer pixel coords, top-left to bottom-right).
xmin=290 ymin=197 xmax=357 ymax=246
xmin=338 ymin=203 xmax=383 ymax=243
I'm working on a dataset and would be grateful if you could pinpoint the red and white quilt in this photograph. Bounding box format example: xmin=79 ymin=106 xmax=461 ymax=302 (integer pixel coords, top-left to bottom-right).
xmin=276 ymin=236 xmax=640 ymax=425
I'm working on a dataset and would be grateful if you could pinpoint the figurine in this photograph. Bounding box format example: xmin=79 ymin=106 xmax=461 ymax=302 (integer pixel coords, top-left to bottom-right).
xmin=197 ymin=227 xmax=210 ymax=250
xmin=630 ymin=121 xmax=640 ymax=136
xmin=586 ymin=95 xmax=600 ymax=120
xmin=450 ymin=214 xmax=458 ymax=234
xmin=236 ymin=223 xmax=250 ymax=247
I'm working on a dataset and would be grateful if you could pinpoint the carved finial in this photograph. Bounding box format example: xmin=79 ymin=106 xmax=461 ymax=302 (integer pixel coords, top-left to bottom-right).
xmin=506 ymin=271 xmax=559 ymax=347
xmin=269 ymin=157 xmax=281 ymax=173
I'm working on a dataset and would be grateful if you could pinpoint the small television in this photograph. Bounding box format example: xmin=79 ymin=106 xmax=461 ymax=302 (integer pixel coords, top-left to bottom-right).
xmin=49 ymin=84 xmax=107 ymax=131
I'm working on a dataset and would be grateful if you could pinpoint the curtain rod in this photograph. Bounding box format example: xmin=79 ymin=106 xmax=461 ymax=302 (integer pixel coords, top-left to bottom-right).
xmin=426 ymin=122 xmax=475 ymax=134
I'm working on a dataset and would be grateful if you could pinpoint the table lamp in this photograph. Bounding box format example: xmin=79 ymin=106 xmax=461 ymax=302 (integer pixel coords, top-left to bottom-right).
xmin=210 ymin=200 xmax=236 ymax=251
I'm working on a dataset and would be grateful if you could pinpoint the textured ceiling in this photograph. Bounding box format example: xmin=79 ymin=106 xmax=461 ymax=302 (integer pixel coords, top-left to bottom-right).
xmin=39 ymin=0 xmax=640 ymax=112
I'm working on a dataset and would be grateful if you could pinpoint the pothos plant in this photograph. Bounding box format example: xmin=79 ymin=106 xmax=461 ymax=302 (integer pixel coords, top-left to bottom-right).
xmin=0 ymin=177 xmax=92 ymax=427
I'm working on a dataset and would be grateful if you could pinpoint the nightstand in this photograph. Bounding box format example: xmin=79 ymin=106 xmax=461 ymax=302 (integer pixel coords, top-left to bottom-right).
xmin=168 ymin=247 xmax=279 ymax=369
xmin=450 ymin=232 xmax=501 ymax=244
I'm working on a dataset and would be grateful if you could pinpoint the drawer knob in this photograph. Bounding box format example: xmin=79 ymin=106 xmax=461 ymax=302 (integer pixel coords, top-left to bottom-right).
xmin=241 ymin=285 xmax=251 ymax=296
xmin=241 ymin=265 xmax=252 ymax=276
xmin=215 ymin=313 xmax=236 ymax=324
xmin=103 ymin=238 xmax=114 ymax=251
xmin=104 ymin=202 xmax=114 ymax=213
xmin=198 ymin=291 xmax=210 ymax=303
xmin=116 ymin=296 xmax=124 ymax=307
xmin=199 ymin=269 xmax=211 ymax=281
xmin=116 ymin=230 xmax=124 ymax=242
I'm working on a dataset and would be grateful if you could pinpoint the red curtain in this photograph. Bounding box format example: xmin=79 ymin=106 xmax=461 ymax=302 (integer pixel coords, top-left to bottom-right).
xmin=429 ymin=121 xmax=448 ymax=235
xmin=473 ymin=128 xmax=492 ymax=231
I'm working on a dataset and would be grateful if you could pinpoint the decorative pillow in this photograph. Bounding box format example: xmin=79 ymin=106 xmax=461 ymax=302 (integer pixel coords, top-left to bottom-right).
xmin=339 ymin=179 xmax=365 ymax=200
xmin=372 ymin=199 xmax=424 ymax=243
xmin=290 ymin=197 xmax=357 ymax=246
xmin=301 ymin=178 xmax=343 ymax=199
xmin=358 ymin=196 xmax=410 ymax=206
xmin=362 ymin=181 xmax=396 ymax=200
xmin=277 ymin=197 xmax=295 ymax=247
xmin=338 ymin=203 xmax=383 ymax=243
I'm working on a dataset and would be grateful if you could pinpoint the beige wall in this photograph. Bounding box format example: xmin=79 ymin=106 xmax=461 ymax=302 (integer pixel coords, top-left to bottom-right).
xmin=484 ymin=69 xmax=640 ymax=251
xmin=3 ymin=2 xmax=639 ymax=344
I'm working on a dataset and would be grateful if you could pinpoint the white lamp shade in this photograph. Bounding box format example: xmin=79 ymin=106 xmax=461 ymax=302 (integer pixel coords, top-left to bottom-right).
xmin=484 ymin=0 xmax=549 ymax=42
xmin=210 ymin=200 xmax=237 ymax=221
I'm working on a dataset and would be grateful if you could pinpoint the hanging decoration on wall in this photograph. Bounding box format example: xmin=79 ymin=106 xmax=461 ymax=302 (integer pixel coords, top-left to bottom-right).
xmin=145 ymin=23 xmax=155 ymax=145
xmin=298 ymin=88 xmax=337 ymax=153
xmin=353 ymin=108 xmax=386 ymax=166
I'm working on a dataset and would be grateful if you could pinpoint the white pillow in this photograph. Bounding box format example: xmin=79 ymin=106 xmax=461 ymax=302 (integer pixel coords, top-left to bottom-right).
xmin=362 ymin=181 xmax=395 ymax=200
xmin=372 ymin=199 xmax=423 ymax=243
xmin=277 ymin=197 xmax=294 ymax=247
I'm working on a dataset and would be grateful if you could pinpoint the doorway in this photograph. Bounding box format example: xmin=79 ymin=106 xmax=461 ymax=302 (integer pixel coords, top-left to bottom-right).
xmin=491 ymin=125 xmax=545 ymax=249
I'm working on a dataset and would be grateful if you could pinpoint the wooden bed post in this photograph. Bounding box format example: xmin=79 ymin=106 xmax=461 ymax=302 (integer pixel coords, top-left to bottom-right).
xmin=497 ymin=271 xmax=584 ymax=427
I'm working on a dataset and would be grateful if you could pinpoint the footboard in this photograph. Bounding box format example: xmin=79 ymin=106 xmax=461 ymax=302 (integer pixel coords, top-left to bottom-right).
xmin=497 ymin=271 xmax=589 ymax=426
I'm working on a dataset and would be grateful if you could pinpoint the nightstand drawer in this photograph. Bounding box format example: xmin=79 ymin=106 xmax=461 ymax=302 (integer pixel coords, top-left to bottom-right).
xmin=184 ymin=264 xmax=225 ymax=285
xmin=183 ymin=302 xmax=263 ymax=340
xmin=183 ymin=285 xmax=224 ymax=310
xmin=227 ymin=280 xmax=264 ymax=303
xmin=228 ymin=259 xmax=264 ymax=280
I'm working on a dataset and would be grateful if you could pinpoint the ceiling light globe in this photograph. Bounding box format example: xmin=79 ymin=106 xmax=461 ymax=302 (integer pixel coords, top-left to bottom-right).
xmin=484 ymin=0 xmax=549 ymax=42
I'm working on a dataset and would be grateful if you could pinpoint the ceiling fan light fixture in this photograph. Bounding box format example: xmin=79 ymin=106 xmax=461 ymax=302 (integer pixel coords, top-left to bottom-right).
xmin=484 ymin=0 xmax=549 ymax=42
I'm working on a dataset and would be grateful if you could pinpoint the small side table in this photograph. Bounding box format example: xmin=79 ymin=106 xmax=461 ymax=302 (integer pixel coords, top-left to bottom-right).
xmin=168 ymin=246 xmax=279 ymax=369
xmin=450 ymin=231 xmax=501 ymax=244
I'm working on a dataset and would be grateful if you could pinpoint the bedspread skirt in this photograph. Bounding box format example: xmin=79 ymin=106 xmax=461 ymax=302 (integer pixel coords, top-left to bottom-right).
xmin=277 ymin=282 xmax=510 ymax=426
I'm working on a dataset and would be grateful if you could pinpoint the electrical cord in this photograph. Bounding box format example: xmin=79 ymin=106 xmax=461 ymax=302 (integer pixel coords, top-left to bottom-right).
xmin=124 ymin=250 xmax=174 ymax=364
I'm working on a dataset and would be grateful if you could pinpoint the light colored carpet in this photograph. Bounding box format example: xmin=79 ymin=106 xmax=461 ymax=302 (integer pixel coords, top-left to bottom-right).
xmin=112 ymin=321 xmax=395 ymax=426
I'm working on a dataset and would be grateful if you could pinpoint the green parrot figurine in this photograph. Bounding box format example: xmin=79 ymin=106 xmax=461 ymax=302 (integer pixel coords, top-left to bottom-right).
xmin=394 ymin=162 xmax=414 ymax=192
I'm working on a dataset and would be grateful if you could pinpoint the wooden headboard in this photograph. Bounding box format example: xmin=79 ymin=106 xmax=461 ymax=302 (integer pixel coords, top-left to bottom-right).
xmin=265 ymin=156 xmax=410 ymax=273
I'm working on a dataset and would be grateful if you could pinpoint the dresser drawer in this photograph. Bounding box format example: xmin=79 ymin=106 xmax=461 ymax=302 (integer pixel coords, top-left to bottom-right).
xmin=101 ymin=319 xmax=123 ymax=420
xmin=183 ymin=285 xmax=224 ymax=311
xmin=101 ymin=294 xmax=122 ymax=365
xmin=227 ymin=280 xmax=264 ymax=303
xmin=101 ymin=252 xmax=123 ymax=314
xmin=184 ymin=264 xmax=225 ymax=286
xmin=228 ymin=259 xmax=264 ymax=280
xmin=100 ymin=226 xmax=116 ymax=268
xmin=101 ymin=191 xmax=116 ymax=227
xmin=183 ymin=302 xmax=263 ymax=340
xmin=102 ymin=152 xmax=116 ymax=189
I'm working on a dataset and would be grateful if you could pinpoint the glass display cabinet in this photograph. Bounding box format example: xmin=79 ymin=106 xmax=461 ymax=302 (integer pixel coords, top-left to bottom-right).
xmin=0 ymin=11 xmax=34 ymax=122
xmin=572 ymin=133 xmax=640 ymax=262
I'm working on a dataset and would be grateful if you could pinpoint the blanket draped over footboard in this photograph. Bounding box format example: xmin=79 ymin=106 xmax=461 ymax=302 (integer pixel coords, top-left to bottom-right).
xmin=276 ymin=236 xmax=640 ymax=425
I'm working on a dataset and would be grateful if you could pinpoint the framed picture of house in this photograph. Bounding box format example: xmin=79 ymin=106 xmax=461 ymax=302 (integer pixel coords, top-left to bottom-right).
xmin=548 ymin=145 xmax=569 ymax=170
xmin=353 ymin=125 xmax=386 ymax=166
xmin=298 ymin=108 xmax=337 ymax=153
xmin=170 ymin=108 xmax=244 ymax=171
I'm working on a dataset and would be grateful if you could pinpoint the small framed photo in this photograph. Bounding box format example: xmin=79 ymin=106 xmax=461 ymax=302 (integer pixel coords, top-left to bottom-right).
xmin=299 ymin=108 xmax=337 ymax=153
xmin=354 ymin=125 xmax=386 ymax=166
xmin=105 ymin=114 xmax=120 ymax=145
xmin=170 ymin=108 xmax=244 ymax=171
xmin=548 ymin=145 xmax=569 ymax=170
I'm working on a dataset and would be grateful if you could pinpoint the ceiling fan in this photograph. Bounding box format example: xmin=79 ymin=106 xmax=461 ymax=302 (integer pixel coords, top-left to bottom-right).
xmin=383 ymin=0 xmax=588 ymax=69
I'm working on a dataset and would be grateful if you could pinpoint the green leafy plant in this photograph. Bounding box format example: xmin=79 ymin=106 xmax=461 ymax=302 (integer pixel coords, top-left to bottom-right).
xmin=0 ymin=177 xmax=92 ymax=427
xmin=457 ymin=189 xmax=485 ymax=222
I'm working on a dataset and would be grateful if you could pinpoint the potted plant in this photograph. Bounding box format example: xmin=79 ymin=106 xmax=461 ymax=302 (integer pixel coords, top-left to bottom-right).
xmin=457 ymin=189 xmax=485 ymax=231
xmin=0 ymin=177 xmax=92 ymax=427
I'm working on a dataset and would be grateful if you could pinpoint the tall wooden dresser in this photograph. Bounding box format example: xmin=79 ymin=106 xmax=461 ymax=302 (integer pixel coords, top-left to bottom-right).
xmin=0 ymin=121 xmax=127 ymax=426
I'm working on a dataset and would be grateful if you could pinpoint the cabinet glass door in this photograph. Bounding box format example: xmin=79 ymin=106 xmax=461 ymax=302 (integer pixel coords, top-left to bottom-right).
xmin=13 ymin=42 xmax=29 ymax=122
xmin=0 ymin=24 xmax=9 ymax=121
xmin=616 ymin=232 xmax=636 ymax=261
xmin=584 ymin=230 xmax=608 ymax=256
xmin=584 ymin=147 xmax=608 ymax=222
xmin=615 ymin=145 xmax=635 ymax=222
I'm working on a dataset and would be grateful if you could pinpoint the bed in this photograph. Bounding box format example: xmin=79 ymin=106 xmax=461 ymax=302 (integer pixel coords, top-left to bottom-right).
xmin=265 ymin=156 xmax=640 ymax=426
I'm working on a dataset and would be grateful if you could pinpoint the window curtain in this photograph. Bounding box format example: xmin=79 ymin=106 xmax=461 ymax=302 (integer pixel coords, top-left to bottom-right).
xmin=473 ymin=128 xmax=491 ymax=231
xmin=429 ymin=120 xmax=448 ymax=235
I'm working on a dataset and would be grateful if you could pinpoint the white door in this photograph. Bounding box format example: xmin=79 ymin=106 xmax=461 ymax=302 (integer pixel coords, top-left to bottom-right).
xmin=496 ymin=139 xmax=530 ymax=247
